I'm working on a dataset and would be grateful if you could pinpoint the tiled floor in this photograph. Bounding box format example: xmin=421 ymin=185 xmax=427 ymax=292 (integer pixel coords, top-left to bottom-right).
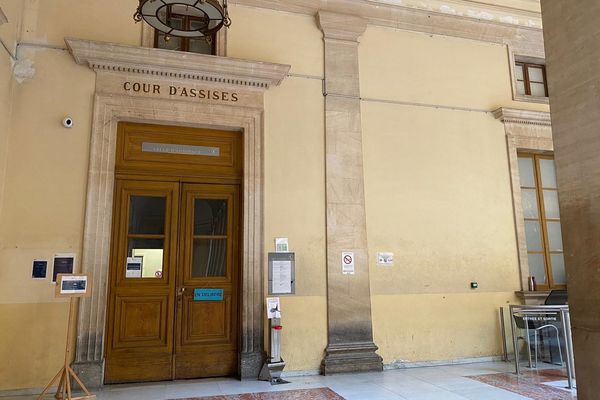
xmin=2 ymin=362 xmax=576 ymax=400
xmin=469 ymin=368 xmax=576 ymax=400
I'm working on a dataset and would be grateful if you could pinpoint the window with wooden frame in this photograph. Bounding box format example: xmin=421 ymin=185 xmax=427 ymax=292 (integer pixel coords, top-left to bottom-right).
xmin=154 ymin=6 xmax=216 ymax=55
xmin=515 ymin=62 xmax=548 ymax=98
xmin=518 ymin=154 xmax=566 ymax=290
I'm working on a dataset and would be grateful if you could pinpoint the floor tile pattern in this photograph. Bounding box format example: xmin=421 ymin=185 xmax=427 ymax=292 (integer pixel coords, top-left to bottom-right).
xmin=469 ymin=369 xmax=576 ymax=400
xmin=2 ymin=362 xmax=567 ymax=400
xmin=172 ymin=387 xmax=344 ymax=400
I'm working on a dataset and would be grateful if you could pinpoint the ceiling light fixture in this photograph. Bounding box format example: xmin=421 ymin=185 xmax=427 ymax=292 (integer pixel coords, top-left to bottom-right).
xmin=134 ymin=0 xmax=231 ymax=39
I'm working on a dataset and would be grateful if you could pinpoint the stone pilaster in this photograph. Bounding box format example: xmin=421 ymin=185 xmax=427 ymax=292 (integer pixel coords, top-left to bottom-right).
xmin=541 ymin=1 xmax=600 ymax=398
xmin=317 ymin=11 xmax=383 ymax=375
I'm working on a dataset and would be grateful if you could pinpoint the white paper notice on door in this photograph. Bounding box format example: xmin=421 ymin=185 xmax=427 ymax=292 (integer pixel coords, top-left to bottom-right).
xmin=126 ymin=257 xmax=143 ymax=278
xmin=272 ymin=260 xmax=292 ymax=294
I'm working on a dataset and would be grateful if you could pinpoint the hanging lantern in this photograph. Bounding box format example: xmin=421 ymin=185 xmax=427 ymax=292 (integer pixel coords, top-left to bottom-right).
xmin=134 ymin=0 xmax=231 ymax=38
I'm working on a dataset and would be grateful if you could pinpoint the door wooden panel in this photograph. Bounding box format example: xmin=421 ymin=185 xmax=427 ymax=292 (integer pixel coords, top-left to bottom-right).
xmin=114 ymin=295 xmax=169 ymax=347
xmin=175 ymin=184 xmax=240 ymax=379
xmin=182 ymin=295 xmax=232 ymax=344
xmin=115 ymin=123 xmax=243 ymax=182
xmin=105 ymin=180 xmax=179 ymax=384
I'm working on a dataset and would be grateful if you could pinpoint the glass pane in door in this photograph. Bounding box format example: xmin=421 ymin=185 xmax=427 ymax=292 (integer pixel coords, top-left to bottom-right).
xmin=194 ymin=199 xmax=228 ymax=236
xmin=126 ymin=195 xmax=167 ymax=279
xmin=129 ymin=196 xmax=166 ymax=234
xmin=127 ymin=238 xmax=164 ymax=278
xmin=192 ymin=239 xmax=227 ymax=277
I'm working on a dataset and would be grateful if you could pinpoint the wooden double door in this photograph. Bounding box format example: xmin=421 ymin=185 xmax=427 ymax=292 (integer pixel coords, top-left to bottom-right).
xmin=105 ymin=180 xmax=240 ymax=383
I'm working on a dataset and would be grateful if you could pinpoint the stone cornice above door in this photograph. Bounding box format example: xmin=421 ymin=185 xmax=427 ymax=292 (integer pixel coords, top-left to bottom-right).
xmin=493 ymin=107 xmax=551 ymax=127
xmin=65 ymin=38 xmax=290 ymax=90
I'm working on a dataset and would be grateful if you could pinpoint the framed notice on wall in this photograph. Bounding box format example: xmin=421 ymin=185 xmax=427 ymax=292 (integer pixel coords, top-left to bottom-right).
xmin=55 ymin=274 xmax=92 ymax=298
xmin=268 ymin=252 xmax=295 ymax=295
xmin=52 ymin=253 xmax=76 ymax=282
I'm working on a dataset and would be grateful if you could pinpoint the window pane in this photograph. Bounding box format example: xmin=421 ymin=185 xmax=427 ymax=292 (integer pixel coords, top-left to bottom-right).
xmin=547 ymin=221 xmax=564 ymax=251
xmin=527 ymin=66 xmax=544 ymax=82
xmin=189 ymin=38 xmax=213 ymax=55
xmin=551 ymin=254 xmax=567 ymax=285
xmin=156 ymin=32 xmax=182 ymax=51
xmin=543 ymin=190 xmax=560 ymax=219
xmin=192 ymin=239 xmax=227 ymax=277
xmin=539 ymin=159 xmax=557 ymax=188
xmin=171 ymin=5 xmax=203 ymax=18
xmin=521 ymin=189 xmax=539 ymax=219
xmin=525 ymin=221 xmax=543 ymax=251
xmin=518 ymin=157 xmax=536 ymax=187
xmin=516 ymin=80 xmax=526 ymax=95
xmin=128 ymin=196 xmax=166 ymax=235
xmin=515 ymin=64 xmax=524 ymax=80
xmin=194 ymin=199 xmax=228 ymax=236
xmin=128 ymin=238 xmax=164 ymax=278
xmin=157 ymin=9 xmax=184 ymax=27
xmin=528 ymin=253 xmax=547 ymax=285
xmin=530 ymin=82 xmax=546 ymax=97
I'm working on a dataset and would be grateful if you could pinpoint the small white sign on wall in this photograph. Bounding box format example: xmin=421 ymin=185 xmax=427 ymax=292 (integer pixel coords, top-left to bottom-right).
xmin=266 ymin=297 xmax=281 ymax=319
xmin=377 ymin=252 xmax=394 ymax=266
xmin=275 ymin=237 xmax=289 ymax=253
xmin=341 ymin=252 xmax=355 ymax=275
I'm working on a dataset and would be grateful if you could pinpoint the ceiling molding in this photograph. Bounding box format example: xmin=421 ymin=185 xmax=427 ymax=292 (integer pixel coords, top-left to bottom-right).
xmin=65 ymin=38 xmax=291 ymax=90
xmin=493 ymin=107 xmax=551 ymax=126
xmin=231 ymin=0 xmax=544 ymax=56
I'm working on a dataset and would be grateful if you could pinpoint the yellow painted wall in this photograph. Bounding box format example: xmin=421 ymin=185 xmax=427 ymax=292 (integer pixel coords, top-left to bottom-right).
xmin=0 ymin=303 xmax=70 ymax=390
xmin=362 ymin=102 xmax=519 ymax=295
xmin=372 ymin=293 xmax=517 ymax=363
xmin=228 ymin=5 xmax=324 ymax=77
xmin=0 ymin=0 xmax=21 ymax=228
xmin=360 ymin=26 xmax=524 ymax=364
xmin=359 ymin=26 xmax=549 ymax=113
xmin=263 ymin=76 xmax=327 ymax=370
xmin=19 ymin=0 xmax=140 ymax=48
xmin=232 ymin=6 xmax=327 ymax=372
xmin=0 ymin=34 xmax=95 ymax=392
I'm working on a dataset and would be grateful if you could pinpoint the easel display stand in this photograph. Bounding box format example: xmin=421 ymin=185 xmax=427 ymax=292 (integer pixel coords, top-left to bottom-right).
xmin=38 ymin=274 xmax=95 ymax=400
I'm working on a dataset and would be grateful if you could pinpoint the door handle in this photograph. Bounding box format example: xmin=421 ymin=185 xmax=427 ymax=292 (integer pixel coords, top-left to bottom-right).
xmin=177 ymin=287 xmax=186 ymax=296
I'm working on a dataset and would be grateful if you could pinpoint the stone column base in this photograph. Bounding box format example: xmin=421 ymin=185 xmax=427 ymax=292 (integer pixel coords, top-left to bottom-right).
xmin=321 ymin=342 xmax=383 ymax=375
xmin=240 ymin=351 xmax=265 ymax=380
xmin=72 ymin=360 xmax=105 ymax=389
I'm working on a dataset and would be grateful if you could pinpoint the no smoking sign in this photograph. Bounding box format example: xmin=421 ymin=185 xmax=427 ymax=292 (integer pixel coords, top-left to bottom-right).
xmin=341 ymin=251 xmax=355 ymax=275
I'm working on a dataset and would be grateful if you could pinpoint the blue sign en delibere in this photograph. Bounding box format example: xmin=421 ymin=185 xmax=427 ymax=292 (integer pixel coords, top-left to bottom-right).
xmin=194 ymin=288 xmax=224 ymax=301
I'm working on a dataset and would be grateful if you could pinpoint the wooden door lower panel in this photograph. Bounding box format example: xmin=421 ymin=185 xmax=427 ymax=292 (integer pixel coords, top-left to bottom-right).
xmin=105 ymin=352 xmax=173 ymax=384
xmin=174 ymin=294 xmax=238 ymax=378
xmin=105 ymin=293 xmax=174 ymax=384
xmin=175 ymin=349 xmax=238 ymax=379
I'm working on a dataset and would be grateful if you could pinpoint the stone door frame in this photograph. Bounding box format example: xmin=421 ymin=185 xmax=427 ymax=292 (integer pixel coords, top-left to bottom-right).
xmin=65 ymin=38 xmax=290 ymax=387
